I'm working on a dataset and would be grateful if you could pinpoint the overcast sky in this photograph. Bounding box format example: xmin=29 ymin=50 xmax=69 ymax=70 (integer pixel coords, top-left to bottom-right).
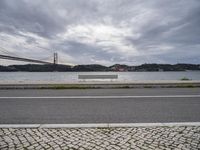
xmin=0 ymin=0 xmax=200 ymax=66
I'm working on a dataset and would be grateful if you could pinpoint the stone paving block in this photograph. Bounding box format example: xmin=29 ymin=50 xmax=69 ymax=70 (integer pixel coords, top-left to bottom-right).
xmin=0 ymin=126 xmax=200 ymax=149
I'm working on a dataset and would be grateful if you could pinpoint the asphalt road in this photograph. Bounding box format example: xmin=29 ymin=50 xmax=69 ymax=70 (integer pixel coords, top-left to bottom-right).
xmin=0 ymin=88 xmax=200 ymax=124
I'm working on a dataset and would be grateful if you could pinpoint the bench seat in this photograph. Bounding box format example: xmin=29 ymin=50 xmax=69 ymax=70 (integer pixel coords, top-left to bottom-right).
xmin=78 ymin=74 xmax=118 ymax=80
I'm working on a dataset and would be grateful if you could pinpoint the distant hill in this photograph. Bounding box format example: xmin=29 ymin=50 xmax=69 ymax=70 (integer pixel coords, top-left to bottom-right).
xmin=0 ymin=63 xmax=200 ymax=72
xmin=7 ymin=64 xmax=72 ymax=72
xmin=73 ymin=64 xmax=109 ymax=71
xmin=109 ymin=63 xmax=200 ymax=72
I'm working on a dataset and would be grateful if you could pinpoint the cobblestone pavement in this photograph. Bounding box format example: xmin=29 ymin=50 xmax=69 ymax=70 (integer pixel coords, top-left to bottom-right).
xmin=0 ymin=126 xmax=200 ymax=150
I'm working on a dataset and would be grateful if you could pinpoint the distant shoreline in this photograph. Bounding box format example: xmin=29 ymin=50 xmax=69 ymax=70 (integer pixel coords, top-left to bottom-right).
xmin=0 ymin=63 xmax=200 ymax=72
xmin=0 ymin=71 xmax=200 ymax=73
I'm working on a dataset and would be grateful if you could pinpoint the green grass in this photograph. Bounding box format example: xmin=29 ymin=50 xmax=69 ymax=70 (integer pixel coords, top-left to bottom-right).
xmin=180 ymin=77 xmax=191 ymax=81
xmin=39 ymin=84 xmax=89 ymax=89
xmin=176 ymin=84 xmax=195 ymax=88
xmin=37 ymin=84 xmax=198 ymax=89
xmin=143 ymin=86 xmax=154 ymax=88
xmin=120 ymin=85 xmax=131 ymax=88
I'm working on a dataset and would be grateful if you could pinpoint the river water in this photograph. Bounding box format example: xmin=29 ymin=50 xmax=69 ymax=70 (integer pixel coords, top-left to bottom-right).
xmin=0 ymin=71 xmax=199 ymax=83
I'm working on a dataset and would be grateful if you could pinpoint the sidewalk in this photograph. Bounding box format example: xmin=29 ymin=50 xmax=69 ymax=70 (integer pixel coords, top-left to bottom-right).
xmin=1 ymin=126 xmax=200 ymax=150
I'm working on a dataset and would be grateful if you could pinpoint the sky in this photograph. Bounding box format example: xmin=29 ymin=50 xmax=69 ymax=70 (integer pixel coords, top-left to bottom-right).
xmin=0 ymin=0 xmax=200 ymax=66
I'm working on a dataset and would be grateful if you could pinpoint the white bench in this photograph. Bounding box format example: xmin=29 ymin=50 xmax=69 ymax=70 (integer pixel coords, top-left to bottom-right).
xmin=78 ymin=74 xmax=118 ymax=81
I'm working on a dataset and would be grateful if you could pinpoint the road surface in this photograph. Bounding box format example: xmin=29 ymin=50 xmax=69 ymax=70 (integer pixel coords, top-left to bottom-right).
xmin=0 ymin=88 xmax=200 ymax=124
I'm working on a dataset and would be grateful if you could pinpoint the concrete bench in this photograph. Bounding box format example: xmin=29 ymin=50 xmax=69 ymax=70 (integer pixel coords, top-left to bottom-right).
xmin=78 ymin=74 xmax=118 ymax=81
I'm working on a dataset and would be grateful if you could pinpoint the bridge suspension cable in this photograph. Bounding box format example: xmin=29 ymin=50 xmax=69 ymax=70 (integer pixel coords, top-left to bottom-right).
xmin=0 ymin=54 xmax=52 ymax=64
xmin=0 ymin=47 xmax=20 ymax=57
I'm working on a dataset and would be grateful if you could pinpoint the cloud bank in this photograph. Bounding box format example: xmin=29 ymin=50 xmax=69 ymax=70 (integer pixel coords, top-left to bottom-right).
xmin=0 ymin=0 xmax=200 ymax=65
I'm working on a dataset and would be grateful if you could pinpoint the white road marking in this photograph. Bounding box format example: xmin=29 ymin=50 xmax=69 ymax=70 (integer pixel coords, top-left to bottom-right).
xmin=0 ymin=95 xmax=200 ymax=99
xmin=0 ymin=122 xmax=200 ymax=128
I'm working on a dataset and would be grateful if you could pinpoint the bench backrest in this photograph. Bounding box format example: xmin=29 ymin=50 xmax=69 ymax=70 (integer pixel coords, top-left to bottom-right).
xmin=78 ymin=74 xmax=118 ymax=79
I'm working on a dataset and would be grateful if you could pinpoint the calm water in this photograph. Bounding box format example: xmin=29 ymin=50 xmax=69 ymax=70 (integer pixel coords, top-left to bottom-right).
xmin=0 ymin=71 xmax=199 ymax=83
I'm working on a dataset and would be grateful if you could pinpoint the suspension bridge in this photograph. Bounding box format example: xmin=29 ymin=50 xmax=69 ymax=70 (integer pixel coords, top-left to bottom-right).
xmin=0 ymin=47 xmax=61 ymax=65
xmin=0 ymin=53 xmax=58 ymax=64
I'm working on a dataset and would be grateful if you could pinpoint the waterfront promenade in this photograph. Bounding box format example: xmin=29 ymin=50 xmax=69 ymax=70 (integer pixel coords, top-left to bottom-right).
xmin=1 ymin=126 xmax=200 ymax=149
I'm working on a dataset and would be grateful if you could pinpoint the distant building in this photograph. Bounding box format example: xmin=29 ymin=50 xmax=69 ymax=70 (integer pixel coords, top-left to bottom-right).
xmin=111 ymin=65 xmax=128 ymax=71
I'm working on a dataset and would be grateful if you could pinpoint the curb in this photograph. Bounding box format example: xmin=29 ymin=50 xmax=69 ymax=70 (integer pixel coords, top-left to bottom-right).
xmin=0 ymin=82 xmax=200 ymax=89
xmin=1 ymin=122 xmax=200 ymax=128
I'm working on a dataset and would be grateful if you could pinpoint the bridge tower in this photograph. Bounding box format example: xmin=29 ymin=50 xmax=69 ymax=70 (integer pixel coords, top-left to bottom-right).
xmin=53 ymin=52 xmax=58 ymax=64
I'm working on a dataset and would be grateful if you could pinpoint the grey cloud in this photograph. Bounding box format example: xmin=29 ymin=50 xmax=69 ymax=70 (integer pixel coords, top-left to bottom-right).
xmin=126 ymin=0 xmax=200 ymax=62
xmin=0 ymin=0 xmax=65 ymax=38
xmin=0 ymin=0 xmax=200 ymax=65
xmin=53 ymin=40 xmax=118 ymax=64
